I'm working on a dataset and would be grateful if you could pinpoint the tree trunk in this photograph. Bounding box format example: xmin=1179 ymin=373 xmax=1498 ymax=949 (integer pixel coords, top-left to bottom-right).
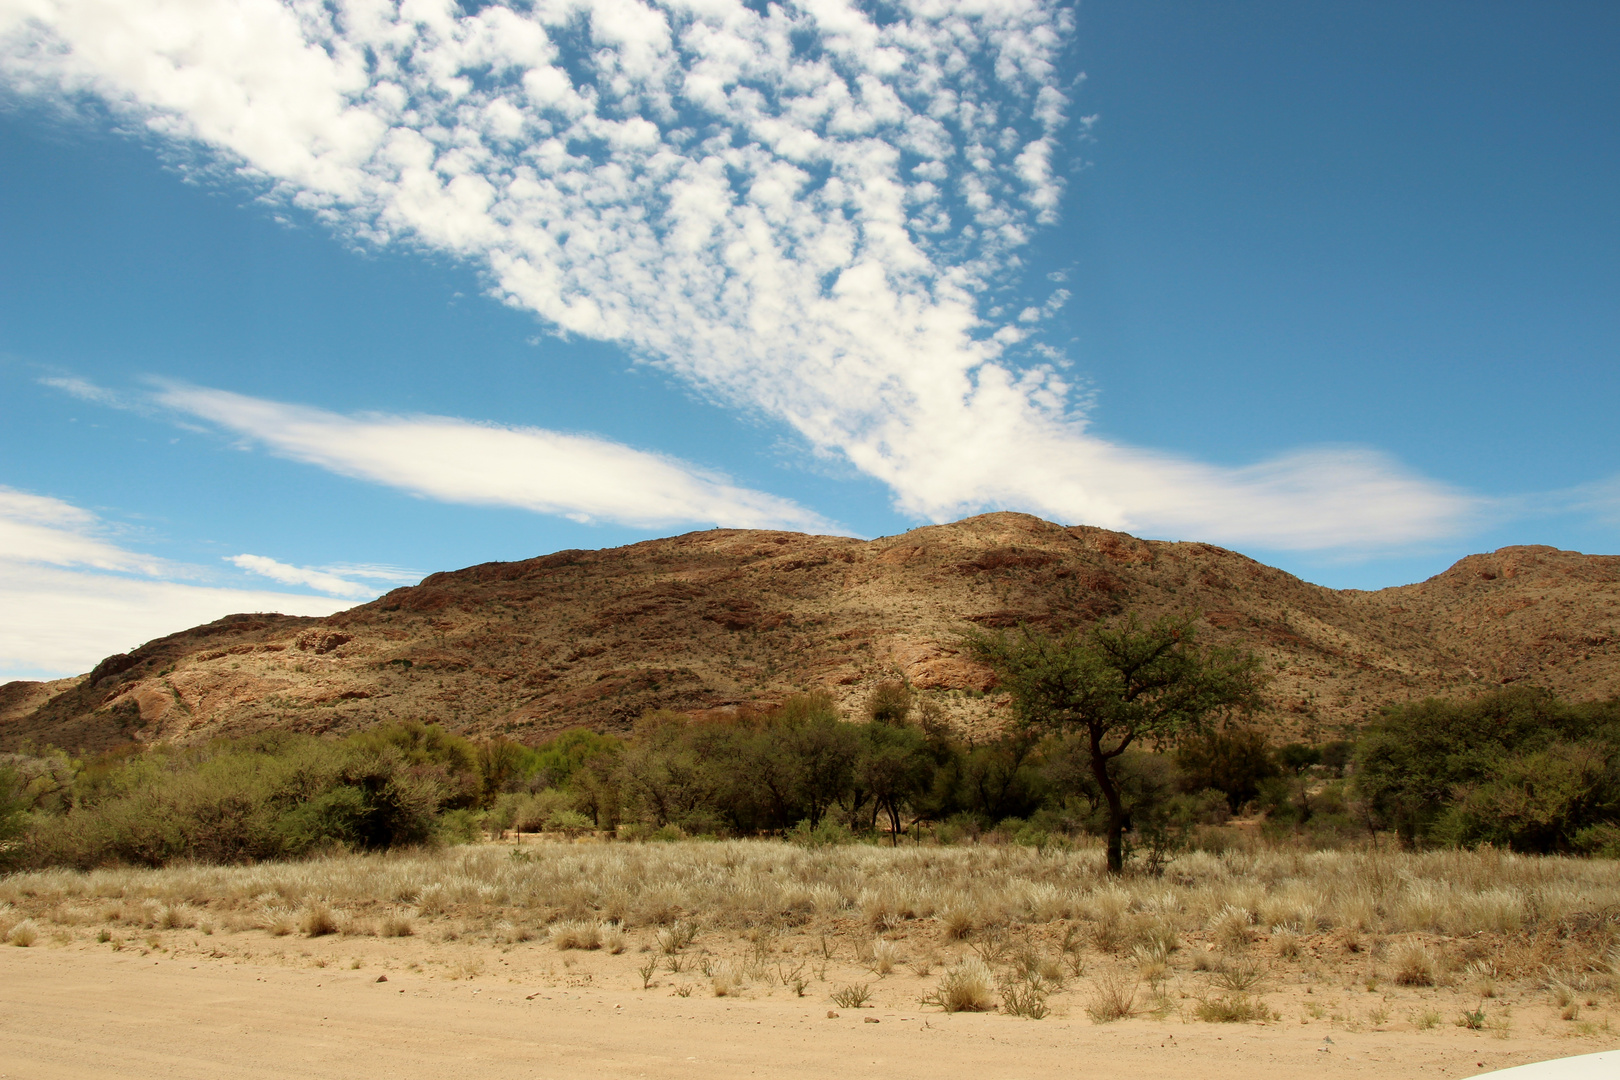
xmin=1090 ymin=738 xmax=1126 ymax=875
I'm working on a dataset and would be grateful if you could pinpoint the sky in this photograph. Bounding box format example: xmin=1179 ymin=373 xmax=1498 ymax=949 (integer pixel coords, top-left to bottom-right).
xmin=0 ymin=0 xmax=1616 ymax=681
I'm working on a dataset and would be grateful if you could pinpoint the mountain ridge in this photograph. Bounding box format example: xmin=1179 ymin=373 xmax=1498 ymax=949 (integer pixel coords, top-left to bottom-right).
xmin=4 ymin=512 xmax=1618 ymax=754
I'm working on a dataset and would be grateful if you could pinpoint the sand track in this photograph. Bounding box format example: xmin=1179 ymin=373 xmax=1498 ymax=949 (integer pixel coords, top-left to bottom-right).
xmin=0 ymin=946 xmax=1599 ymax=1080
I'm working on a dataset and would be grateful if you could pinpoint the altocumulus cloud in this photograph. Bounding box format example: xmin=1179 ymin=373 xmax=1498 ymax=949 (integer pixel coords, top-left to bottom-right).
xmin=1 ymin=0 xmax=1479 ymax=549
xmin=0 ymin=488 xmax=359 ymax=679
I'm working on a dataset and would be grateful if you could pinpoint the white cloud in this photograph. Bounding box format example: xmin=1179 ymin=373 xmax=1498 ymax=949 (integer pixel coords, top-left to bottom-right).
xmin=0 ymin=489 xmax=355 ymax=679
xmin=2 ymin=0 xmax=1478 ymax=550
xmin=155 ymin=383 xmax=841 ymax=532
xmin=0 ymin=487 xmax=168 ymax=575
xmin=226 ymin=553 xmax=377 ymax=599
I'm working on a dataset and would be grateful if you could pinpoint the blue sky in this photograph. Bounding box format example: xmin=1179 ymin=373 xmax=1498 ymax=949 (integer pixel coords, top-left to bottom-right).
xmin=1 ymin=0 xmax=1616 ymax=680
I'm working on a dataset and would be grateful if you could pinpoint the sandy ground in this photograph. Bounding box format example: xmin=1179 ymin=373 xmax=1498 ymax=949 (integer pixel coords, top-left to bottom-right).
xmin=2 ymin=930 xmax=1616 ymax=1080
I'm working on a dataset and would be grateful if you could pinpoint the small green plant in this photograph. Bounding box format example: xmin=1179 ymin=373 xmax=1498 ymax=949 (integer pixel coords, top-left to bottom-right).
xmin=1457 ymin=1006 xmax=1486 ymax=1030
xmin=673 ymin=983 xmax=693 ymax=998
xmin=96 ymin=928 xmax=112 ymax=944
xmin=830 ymin=983 xmax=873 ymax=1009
xmin=638 ymin=956 xmax=658 ymax=989
xmin=1413 ymin=1008 xmax=1441 ymax=1030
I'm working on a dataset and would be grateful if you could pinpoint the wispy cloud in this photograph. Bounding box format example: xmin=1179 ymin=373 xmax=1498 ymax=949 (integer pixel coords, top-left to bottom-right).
xmin=226 ymin=553 xmax=378 ymax=600
xmin=0 ymin=486 xmax=169 ymax=576
xmin=0 ymin=488 xmax=354 ymax=679
xmin=154 ymin=383 xmax=842 ymax=531
xmin=3 ymin=0 xmax=1480 ymax=550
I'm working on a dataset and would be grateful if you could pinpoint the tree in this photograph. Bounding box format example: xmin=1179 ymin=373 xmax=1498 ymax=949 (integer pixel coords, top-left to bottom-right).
xmin=775 ymin=694 xmax=860 ymax=829
xmin=968 ymin=614 xmax=1262 ymax=874
xmin=1177 ymin=724 xmax=1280 ymax=813
xmin=858 ymin=718 xmax=935 ymax=844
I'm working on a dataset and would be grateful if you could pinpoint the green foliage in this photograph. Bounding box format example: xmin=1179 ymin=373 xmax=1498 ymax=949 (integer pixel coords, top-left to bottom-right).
xmin=14 ymin=734 xmax=447 ymax=869
xmin=1177 ymin=725 xmax=1281 ymax=813
xmin=0 ymin=764 xmax=28 ymax=862
xmin=966 ymin=614 xmax=1262 ymax=873
xmin=1356 ymin=687 xmax=1620 ymax=851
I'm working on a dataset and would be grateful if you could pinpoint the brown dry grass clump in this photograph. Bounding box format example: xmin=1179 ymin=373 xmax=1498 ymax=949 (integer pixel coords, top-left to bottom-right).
xmin=922 ymin=959 xmax=995 ymax=1013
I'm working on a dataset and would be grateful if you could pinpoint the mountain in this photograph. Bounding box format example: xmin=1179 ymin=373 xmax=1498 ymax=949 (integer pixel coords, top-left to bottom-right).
xmin=4 ymin=513 xmax=1618 ymax=754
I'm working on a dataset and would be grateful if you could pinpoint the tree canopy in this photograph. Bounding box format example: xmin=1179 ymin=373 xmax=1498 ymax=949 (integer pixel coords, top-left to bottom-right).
xmin=967 ymin=614 xmax=1262 ymax=873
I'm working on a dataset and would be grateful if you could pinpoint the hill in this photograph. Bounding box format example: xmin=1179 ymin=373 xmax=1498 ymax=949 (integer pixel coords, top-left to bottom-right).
xmin=3 ymin=512 xmax=1618 ymax=754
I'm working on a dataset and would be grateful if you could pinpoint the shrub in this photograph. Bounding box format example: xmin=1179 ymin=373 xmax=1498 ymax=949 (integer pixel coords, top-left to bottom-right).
xmin=830 ymin=983 xmax=873 ymax=1009
xmin=1196 ymin=994 xmax=1274 ymax=1022
xmin=303 ymin=903 xmax=339 ymax=938
xmin=1391 ymin=940 xmax=1439 ymax=986
xmin=550 ymin=920 xmax=603 ymax=950
xmin=1357 ymin=689 xmax=1620 ymax=850
xmin=1083 ymin=967 xmax=1138 ymax=1022
xmin=1001 ymin=983 xmax=1049 ymax=1019
xmin=380 ymin=913 xmax=414 ymax=938
xmin=923 ymin=959 xmax=996 ymax=1013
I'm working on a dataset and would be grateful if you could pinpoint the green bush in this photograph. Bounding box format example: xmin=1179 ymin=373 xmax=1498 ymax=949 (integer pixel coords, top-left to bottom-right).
xmin=15 ymin=736 xmax=445 ymax=869
xmin=1357 ymin=688 xmax=1620 ymax=851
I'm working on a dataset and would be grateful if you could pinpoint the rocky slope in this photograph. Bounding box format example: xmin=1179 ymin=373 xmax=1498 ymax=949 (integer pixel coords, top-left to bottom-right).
xmin=4 ymin=513 xmax=1618 ymax=754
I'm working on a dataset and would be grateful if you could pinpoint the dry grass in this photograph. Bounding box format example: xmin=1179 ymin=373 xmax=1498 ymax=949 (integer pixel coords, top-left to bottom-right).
xmin=550 ymin=920 xmax=603 ymax=951
xmin=1196 ymin=994 xmax=1275 ymax=1023
xmin=3 ymin=839 xmax=1618 ymax=1026
xmin=922 ymin=958 xmax=995 ymax=1012
xmin=302 ymin=903 xmax=339 ymax=938
xmin=1392 ymin=939 xmax=1440 ymax=986
xmin=6 ymin=842 xmax=1611 ymax=945
xmin=1084 ymin=966 xmax=1138 ymax=1022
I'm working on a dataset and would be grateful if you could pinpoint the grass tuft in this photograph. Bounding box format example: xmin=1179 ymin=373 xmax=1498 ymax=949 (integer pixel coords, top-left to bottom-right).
xmin=1391 ymin=939 xmax=1439 ymax=986
xmin=550 ymin=920 xmax=603 ymax=951
xmin=1083 ymin=967 xmax=1138 ymax=1023
xmin=922 ymin=958 xmax=996 ymax=1013
xmin=830 ymin=983 xmax=873 ymax=1009
xmin=302 ymin=903 xmax=339 ymax=938
xmin=1196 ymin=994 xmax=1275 ymax=1023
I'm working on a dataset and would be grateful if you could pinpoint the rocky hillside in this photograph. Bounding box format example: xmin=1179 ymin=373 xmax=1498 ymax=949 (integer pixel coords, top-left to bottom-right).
xmin=4 ymin=513 xmax=1618 ymax=754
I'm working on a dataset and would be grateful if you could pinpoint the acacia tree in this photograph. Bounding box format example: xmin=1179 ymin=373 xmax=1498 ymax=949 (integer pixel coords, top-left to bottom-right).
xmin=968 ymin=614 xmax=1261 ymax=874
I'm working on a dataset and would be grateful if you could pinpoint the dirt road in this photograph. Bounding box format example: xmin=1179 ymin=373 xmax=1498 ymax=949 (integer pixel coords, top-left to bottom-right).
xmin=0 ymin=945 xmax=1602 ymax=1080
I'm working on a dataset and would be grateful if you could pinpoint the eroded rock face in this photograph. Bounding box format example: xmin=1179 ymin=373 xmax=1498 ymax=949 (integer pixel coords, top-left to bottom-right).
xmin=4 ymin=514 xmax=1618 ymax=753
